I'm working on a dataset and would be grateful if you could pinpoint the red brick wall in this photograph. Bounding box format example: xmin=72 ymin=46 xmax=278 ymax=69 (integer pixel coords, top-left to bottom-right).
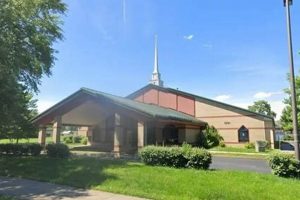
xmin=158 ymin=91 xmax=177 ymax=110
xmin=177 ymin=95 xmax=195 ymax=116
xmin=143 ymin=89 xmax=158 ymax=104
xmin=134 ymin=88 xmax=195 ymax=116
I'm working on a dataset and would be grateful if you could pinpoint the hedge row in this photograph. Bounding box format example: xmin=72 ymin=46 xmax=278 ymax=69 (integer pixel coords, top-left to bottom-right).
xmin=0 ymin=143 xmax=70 ymax=158
xmin=268 ymin=152 xmax=300 ymax=178
xmin=0 ymin=143 xmax=42 ymax=156
xmin=140 ymin=145 xmax=212 ymax=170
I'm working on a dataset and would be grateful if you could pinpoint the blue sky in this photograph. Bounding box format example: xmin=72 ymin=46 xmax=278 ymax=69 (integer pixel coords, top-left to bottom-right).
xmin=36 ymin=0 xmax=300 ymax=120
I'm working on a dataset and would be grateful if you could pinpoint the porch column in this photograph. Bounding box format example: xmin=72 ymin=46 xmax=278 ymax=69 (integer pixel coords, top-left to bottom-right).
xmin=52 ymin=116 xmax=62 ymax=143
xmin=38 ymin=126 xmax=47 ymax=146
xmin=87 ymin=126 xmax=94 ymax=145
xmin=270 ymin=129 xmax=275 ymax=149
xmin=138 ymin=121 xmax=147 ymax=150
xmin=114 ymin=113 xmax=123 ymax=155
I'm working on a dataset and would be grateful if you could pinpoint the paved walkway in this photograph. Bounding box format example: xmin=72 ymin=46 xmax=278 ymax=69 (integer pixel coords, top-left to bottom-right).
xmin=0 ymin=176 xmax=147 ymax=200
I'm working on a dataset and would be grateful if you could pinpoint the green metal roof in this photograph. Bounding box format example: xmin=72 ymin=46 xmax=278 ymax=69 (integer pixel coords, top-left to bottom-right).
xmin=81 ymin=87 xmax=204 ymax=125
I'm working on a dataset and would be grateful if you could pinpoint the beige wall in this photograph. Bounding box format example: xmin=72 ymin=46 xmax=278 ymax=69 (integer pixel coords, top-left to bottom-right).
xmin=195 ymin=100 xmax=274 ymax=147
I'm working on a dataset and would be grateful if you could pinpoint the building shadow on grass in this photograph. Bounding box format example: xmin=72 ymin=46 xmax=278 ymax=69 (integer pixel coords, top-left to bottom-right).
xmin=0 ymin=156 xmax=134 ymax=199
xmin=0 ymin=176 xmax=93 ymax=200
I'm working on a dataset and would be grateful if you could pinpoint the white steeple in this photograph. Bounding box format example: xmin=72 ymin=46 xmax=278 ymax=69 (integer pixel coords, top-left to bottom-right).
xmin=150 ymin=35 xmax=164 ymax=87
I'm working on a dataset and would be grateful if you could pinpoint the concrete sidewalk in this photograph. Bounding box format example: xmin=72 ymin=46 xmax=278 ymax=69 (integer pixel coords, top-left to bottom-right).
xmin=0 ymin=176 xmax=147 ymax=200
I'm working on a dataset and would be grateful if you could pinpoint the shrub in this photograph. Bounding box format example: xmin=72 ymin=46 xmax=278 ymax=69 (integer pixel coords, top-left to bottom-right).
xmin=259 ymin=140 xmax=270 ymax=149
xmin=0 ymin=143 xmax=42 ymax=156
xmin=28 ymin=143 xmax=43 ymax=156
xmin=245 ymin=142 xmax=255 ymax=149
xmin=186 ymin=148 xmax=212 ymax=170
xmin=268 ymin=153 xmax=300 ymax=178
xmin=81 ymin=137 xmax=88 ymax=145
xmin=219 ymin=141 xmax=226 ymax=148
xmin=46 ymin=143 xmax=70 ymax=158
xmin=72 ymin=136 xmax=82 ymax=143
xmin=197 ymin=125 xmax=223 ymax=149
xmin=140 ymin=145 xmax=211 ymax=170
xmin=63 ymin=135 xmax=73 ymax=144
xmin=63 ymin=135 xmax=84 ymax=144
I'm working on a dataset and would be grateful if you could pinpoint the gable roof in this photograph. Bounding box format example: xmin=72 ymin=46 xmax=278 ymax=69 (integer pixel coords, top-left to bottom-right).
xmin=127 ymin=84 xmax=275 ymax=122
xmin=32 ymin=87 xmax=205 ymax=125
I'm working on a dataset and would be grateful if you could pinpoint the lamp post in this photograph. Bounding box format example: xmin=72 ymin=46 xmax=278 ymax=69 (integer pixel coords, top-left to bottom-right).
xmin=283 ymin=0 xmax=300 ymax=160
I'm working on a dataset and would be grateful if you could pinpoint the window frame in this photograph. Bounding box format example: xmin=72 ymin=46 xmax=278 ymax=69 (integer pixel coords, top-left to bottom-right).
xmin=238 ymin=125 xmax=249 ymax=143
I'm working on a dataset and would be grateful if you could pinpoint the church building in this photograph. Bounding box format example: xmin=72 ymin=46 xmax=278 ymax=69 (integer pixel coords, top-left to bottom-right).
xmin=33 ymin=37 xmax=275 ymax=154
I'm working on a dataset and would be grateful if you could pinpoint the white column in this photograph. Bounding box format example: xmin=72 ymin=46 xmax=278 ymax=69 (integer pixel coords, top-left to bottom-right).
xmin=52 ymin=116 xmax=62 ymax=143
xmin=38 ymin=126 xmax=47 ymax=146
xmin=138 ymin=121 xmax=147 ymax=150
xmin=270 ymin=129 xmax=275 ymax=149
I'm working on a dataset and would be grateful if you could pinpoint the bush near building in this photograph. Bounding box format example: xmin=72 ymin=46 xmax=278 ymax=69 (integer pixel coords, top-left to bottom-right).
xmin=244 ymin=142 xmax=255 ymax=149
xmin=46 ymin=143 xmax=70 ymax=158
xmin=63 ymin=135 xmax=87 ymax=144
xmin=268 ymin=152 xmax=300 ymax=178
xmin=140 ymin=144 xmax=211 ymax=170
xmin=197 ymin=125 xmax=223 ymax=149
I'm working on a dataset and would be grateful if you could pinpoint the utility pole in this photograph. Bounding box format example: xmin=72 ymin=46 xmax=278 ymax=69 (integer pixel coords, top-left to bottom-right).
xmin=284 ymin=0 xmax=300 ymax=160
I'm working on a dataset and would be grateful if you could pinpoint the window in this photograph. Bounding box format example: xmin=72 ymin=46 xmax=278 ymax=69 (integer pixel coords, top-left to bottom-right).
xmin=238 ymin=126 xmax=249 ymax=142
xmin=163 ymin=125 xmax=179 ymax=145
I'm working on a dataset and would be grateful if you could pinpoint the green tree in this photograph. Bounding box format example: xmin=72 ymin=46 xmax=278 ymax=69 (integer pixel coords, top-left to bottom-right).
xmin=0 ymin=0 xmax=66 ymax=140
xmin=0 ymin=0 xmax=67 ymax=92
xmin=248 ymin=100 xmax=276 ymax=118
xmin=280 ymin=73 xmax=300 ymax=132
xmin=0 ymin=75 xmax=38 ymax=142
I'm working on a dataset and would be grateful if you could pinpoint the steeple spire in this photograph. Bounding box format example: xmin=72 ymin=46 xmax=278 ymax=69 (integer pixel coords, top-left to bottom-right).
xmin=150 ymin=35 xmax=164 ymax=87
xmin=153 ymin=35 xmax=158 ymax=73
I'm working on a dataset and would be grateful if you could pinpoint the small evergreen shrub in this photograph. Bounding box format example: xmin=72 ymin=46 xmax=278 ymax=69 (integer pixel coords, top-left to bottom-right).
xmin=46 ymin=143 xmax=70 ymax=158
xmin=140 ymin=145 xmax=211 ymax=170
xmin=245 ymin=142 xmax=255 ymax=149
xmin=0 ymin=143 xmax=42 ymax=156
xmin=268 ymin=152 xmax=300 ymax=178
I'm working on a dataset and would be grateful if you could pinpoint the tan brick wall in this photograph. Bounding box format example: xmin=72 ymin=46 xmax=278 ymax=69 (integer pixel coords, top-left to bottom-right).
xmin=195 ymin=101 xmax=274 ymax=147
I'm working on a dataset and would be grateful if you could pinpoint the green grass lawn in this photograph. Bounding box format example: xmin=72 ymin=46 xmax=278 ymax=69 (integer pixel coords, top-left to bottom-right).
xmin=0 ymin=156 xmax=299 ymax=200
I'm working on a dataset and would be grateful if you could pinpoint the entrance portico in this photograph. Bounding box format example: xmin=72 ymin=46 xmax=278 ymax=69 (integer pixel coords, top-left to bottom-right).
xmin=33 ymin=88 xmax=206 ymax=154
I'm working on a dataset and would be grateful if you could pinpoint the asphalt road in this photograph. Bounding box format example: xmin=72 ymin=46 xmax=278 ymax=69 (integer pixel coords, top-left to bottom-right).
xmin=211 ymin=156 xmax=271 ymax=173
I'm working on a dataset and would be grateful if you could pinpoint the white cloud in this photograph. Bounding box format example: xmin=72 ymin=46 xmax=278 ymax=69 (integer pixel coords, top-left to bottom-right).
xmin=36 ymin=100 xmax=57 ymax=114
xmin=183 ymin=34 xmax=194 ymax=40
xmin=253 ymin=91 xmax=282 ymax=99
xmin=214 ymin=95 xmax=231 ymax=102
